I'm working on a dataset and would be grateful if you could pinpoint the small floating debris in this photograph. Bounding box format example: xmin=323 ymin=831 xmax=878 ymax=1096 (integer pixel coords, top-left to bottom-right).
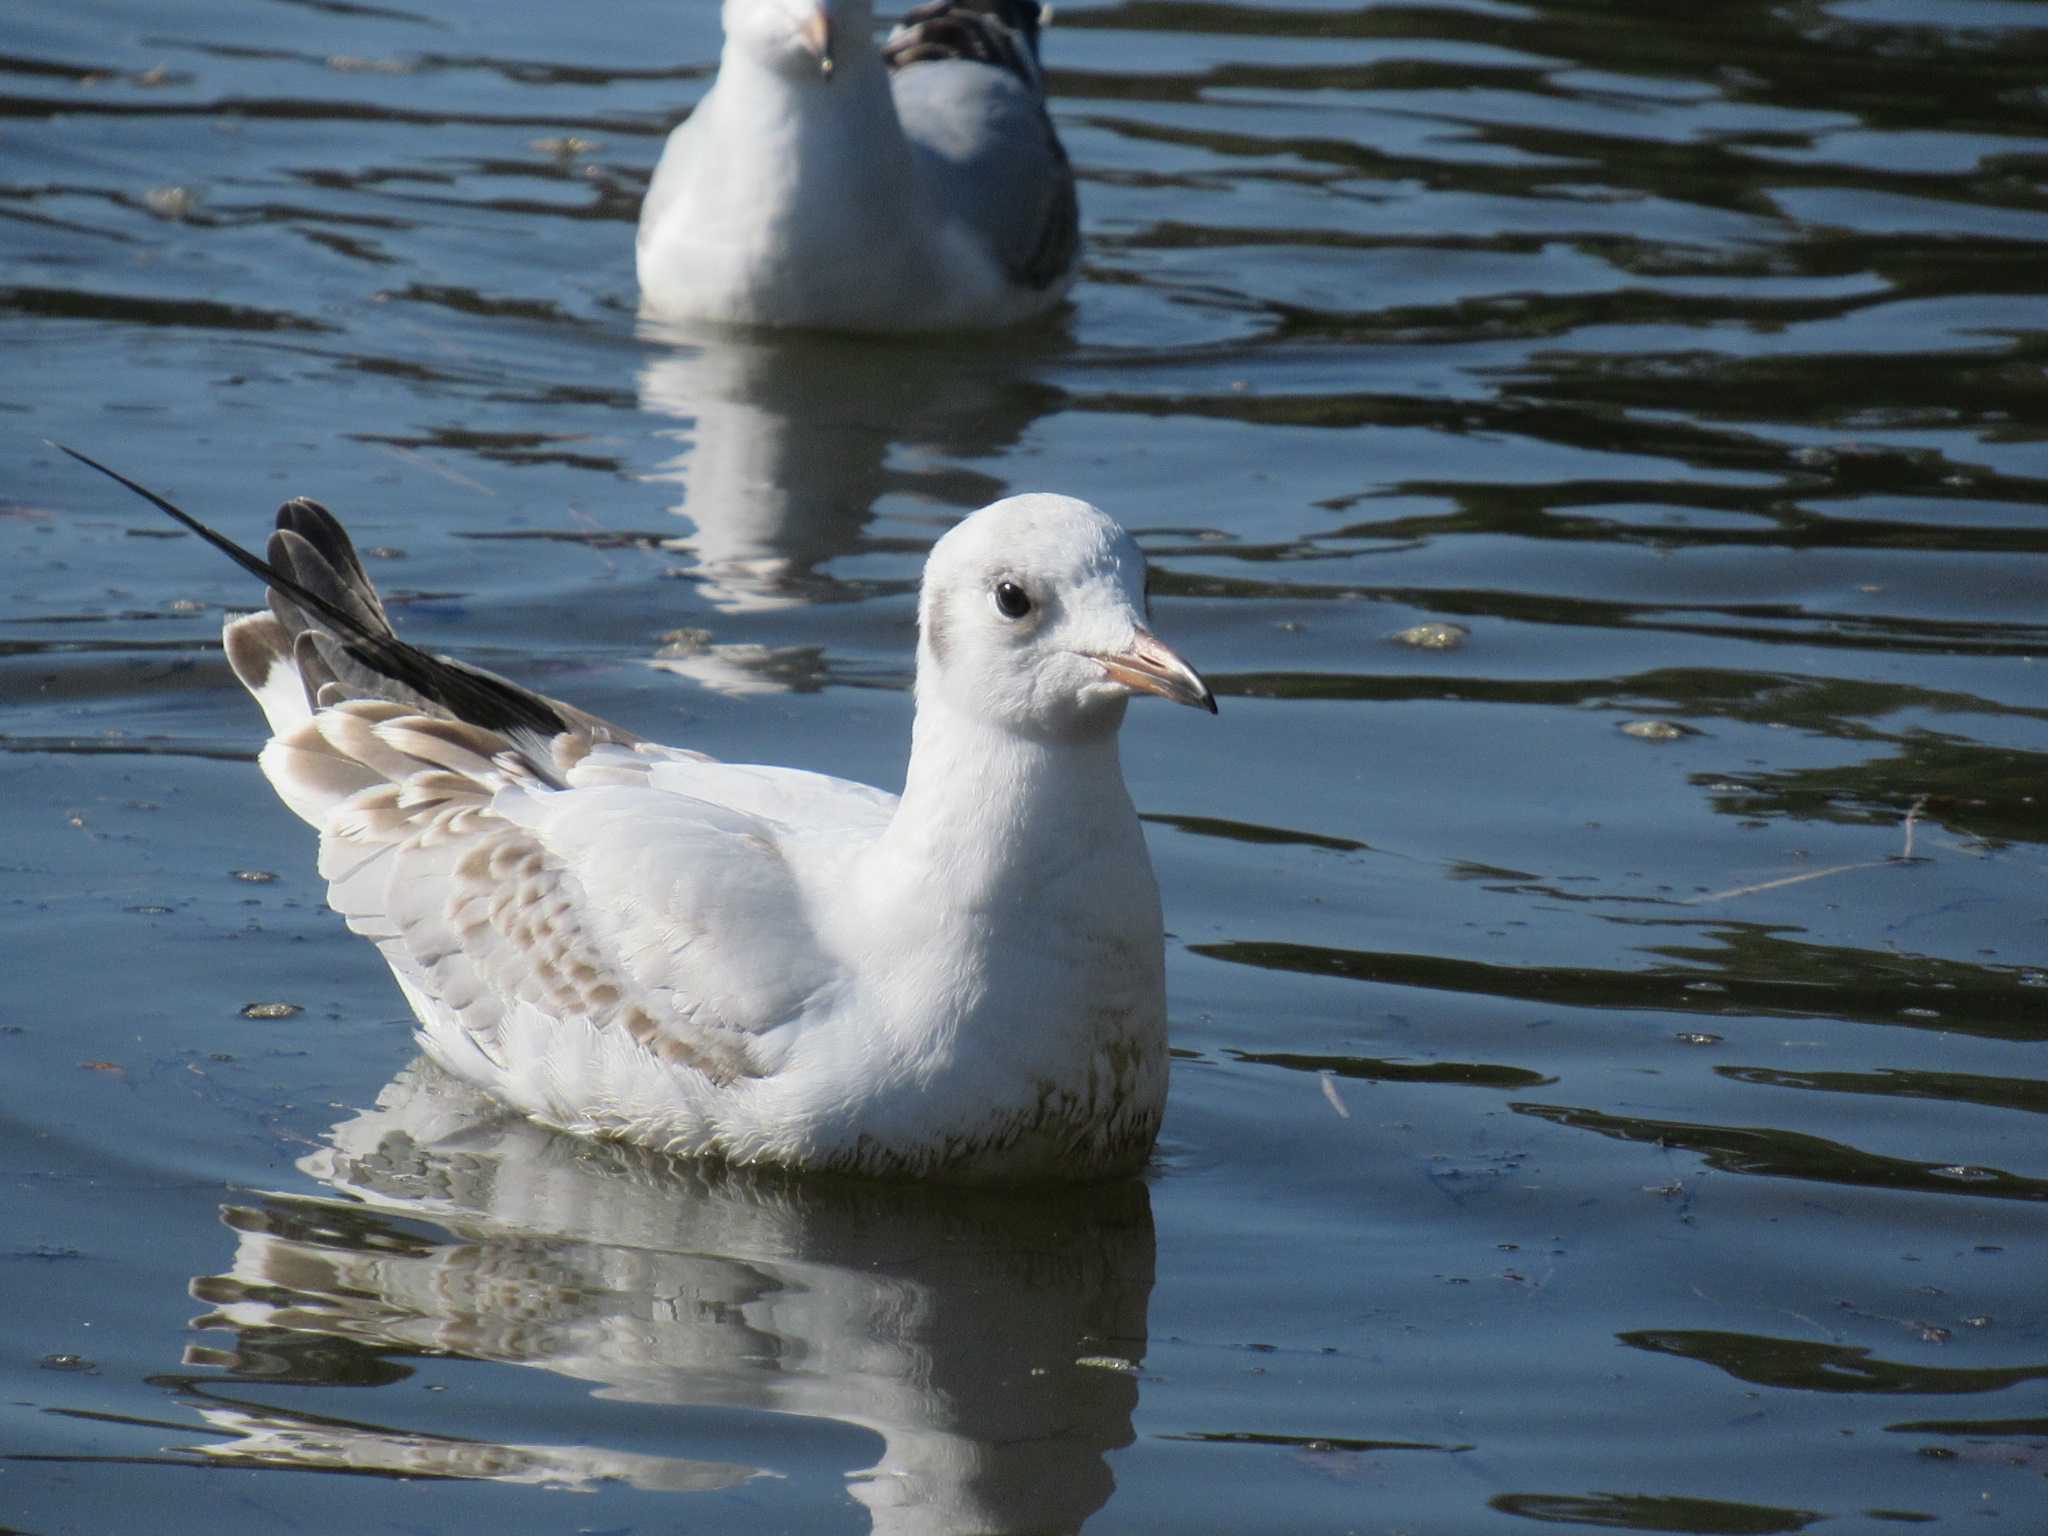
xmin=326 ymin=54 xmax=417 ymax=75
xmin=1620 ymin=719 xmax=1695 ymax=742
xmin=532 ymin=135 xmax=602 ymax=160
xmin=1319 ymin=1072 xmax=1350 ymax=1119
xmin=1074 ymin=1355 xmax=1141 ymax=1375
xmin=239 ymin=1001 xmax=303 ymax=1021
xmin=232 ymin=869 xmax=278 ymax=884
xmin=87 ymin=62 xmax=175 ymax=88
xmin=1929 ymin=1165 xmax=1999 ymax=1183
xmin=1392 ymin=622 xmax=1469 ymax=651
xmin=143 ymin=185 xmax=202 ymax=221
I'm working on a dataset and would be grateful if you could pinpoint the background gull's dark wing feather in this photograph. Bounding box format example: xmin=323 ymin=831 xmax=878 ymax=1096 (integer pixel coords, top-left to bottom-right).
xmin=885 ymin=0 xmax=1079 ymax=294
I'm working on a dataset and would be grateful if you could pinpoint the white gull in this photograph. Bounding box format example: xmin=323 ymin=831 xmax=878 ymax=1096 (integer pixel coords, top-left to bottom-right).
xmin=64 ymin=448 xmax=1214 ymax=1181
xmin=636 ymin=0 xmax=1079 ymax=330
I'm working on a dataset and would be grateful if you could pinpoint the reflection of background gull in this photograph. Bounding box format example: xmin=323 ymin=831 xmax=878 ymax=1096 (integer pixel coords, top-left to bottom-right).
xmin=182 ymin=1061 xmax=1155 ymax=1533
xmin=635 ymin=323 xmax=1061 ymax=691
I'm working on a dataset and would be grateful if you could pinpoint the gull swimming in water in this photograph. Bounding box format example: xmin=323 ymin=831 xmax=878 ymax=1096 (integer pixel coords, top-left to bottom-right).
xmin=636 ymin=0 xmax=1079 ymax=330
xmin=63 ymin=448 xmax=1214 ymax=1181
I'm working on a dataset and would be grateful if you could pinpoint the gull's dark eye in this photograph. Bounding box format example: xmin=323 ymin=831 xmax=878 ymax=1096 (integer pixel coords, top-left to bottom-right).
xmin=993 ymin=579 xmax=1033 ymax=620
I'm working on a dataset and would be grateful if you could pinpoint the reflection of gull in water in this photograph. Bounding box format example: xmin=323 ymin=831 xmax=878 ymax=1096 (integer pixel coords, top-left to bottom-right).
xmin=172 ymin=1398 xmax=754 ymax=1493
xmin=636 ymin=321 xmax=1061 ymax=630
xmin=182 ymin=1063 xmax=1155 ymax=1532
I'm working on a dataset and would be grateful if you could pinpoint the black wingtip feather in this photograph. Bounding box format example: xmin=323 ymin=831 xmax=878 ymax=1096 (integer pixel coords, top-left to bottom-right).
xmin=886 ymin=0 xmax=1046 ymax=78
xmin=55 ymin=443 xmax=572 ymax=743
xmin=56 ymin=443 xmax=301 ymax=597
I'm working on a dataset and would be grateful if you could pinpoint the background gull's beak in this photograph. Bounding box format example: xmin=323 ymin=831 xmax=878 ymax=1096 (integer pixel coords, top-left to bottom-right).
xmin=1093 ymin=629 xmax=1218 ymax=714
xmin=799 ymin=7 xmax=835 ymax=78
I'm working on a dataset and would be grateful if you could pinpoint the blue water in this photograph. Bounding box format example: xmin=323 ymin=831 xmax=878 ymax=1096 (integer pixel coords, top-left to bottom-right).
xmin=4 ymin=1 xmax=2046 ymax=1530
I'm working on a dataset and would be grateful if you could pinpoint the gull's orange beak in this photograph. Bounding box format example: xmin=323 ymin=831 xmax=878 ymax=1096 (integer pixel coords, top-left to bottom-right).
xmin=800 ymin=7 xmax=835 ymax=79
xmin=1093 ymin=629 xmax=1217 ymax=713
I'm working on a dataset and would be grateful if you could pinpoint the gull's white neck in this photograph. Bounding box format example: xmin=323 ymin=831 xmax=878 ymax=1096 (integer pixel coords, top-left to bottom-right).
xmin=880 ymin=692 xmax=1143 ymax=907
xmin=683 ymin=33 xmax=930 ymax=325
xmin=709 ymin=32 xmax=908 ymax=195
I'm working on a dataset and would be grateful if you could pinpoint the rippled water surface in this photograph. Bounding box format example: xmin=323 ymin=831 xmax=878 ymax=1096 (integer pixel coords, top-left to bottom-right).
xmin=6 ymin=1 xmax=2047 ymax=1530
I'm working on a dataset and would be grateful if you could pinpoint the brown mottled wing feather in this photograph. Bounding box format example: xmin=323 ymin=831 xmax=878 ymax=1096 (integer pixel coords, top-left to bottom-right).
xmin=54 ymin=449 xmax=763 ymax=1082
xmin=293 ymin=705 xmax=812 ymax=1086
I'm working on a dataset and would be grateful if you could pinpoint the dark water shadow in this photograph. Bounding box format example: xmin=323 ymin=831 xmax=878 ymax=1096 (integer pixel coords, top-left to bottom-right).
xmin=1488 ymin=1488 xmax=1825 ymax=1533
xmin=1193 ymin=934 xmax=2048 ymax=1044
xmin=1619 ymin=1328 xmax=2048 ymax=1397
xmin=1515 ymin=1102 xmax=2048 ymax=1203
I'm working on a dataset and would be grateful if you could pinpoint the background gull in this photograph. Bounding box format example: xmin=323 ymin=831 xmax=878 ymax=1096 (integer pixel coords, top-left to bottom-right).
xmin=636 ymin=0 xmax=1079 ymax=330
xmin=64 ymin=448 xmax=1213 ymax=1182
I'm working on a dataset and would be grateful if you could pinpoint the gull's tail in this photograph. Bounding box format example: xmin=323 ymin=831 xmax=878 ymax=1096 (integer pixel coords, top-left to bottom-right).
xmin=55 ymin=446 xmax=639 ymax=824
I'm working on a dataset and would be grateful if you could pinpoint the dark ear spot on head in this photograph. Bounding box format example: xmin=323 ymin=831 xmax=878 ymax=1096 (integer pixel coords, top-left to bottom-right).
xmin=923 ymin=588 xmax=949 ymax=665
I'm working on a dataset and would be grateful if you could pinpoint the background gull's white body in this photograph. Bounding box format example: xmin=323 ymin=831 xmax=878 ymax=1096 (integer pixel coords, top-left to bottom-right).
xmin=636 ymin=0 xmax=1078 ymax=331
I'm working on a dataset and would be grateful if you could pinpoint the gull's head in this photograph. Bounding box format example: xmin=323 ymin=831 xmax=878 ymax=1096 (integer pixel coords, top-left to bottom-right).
xmin=917 ymin=495 xmax=1215 ymax=743
xmin=724 ymin=0 xmax=851 ymax=79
